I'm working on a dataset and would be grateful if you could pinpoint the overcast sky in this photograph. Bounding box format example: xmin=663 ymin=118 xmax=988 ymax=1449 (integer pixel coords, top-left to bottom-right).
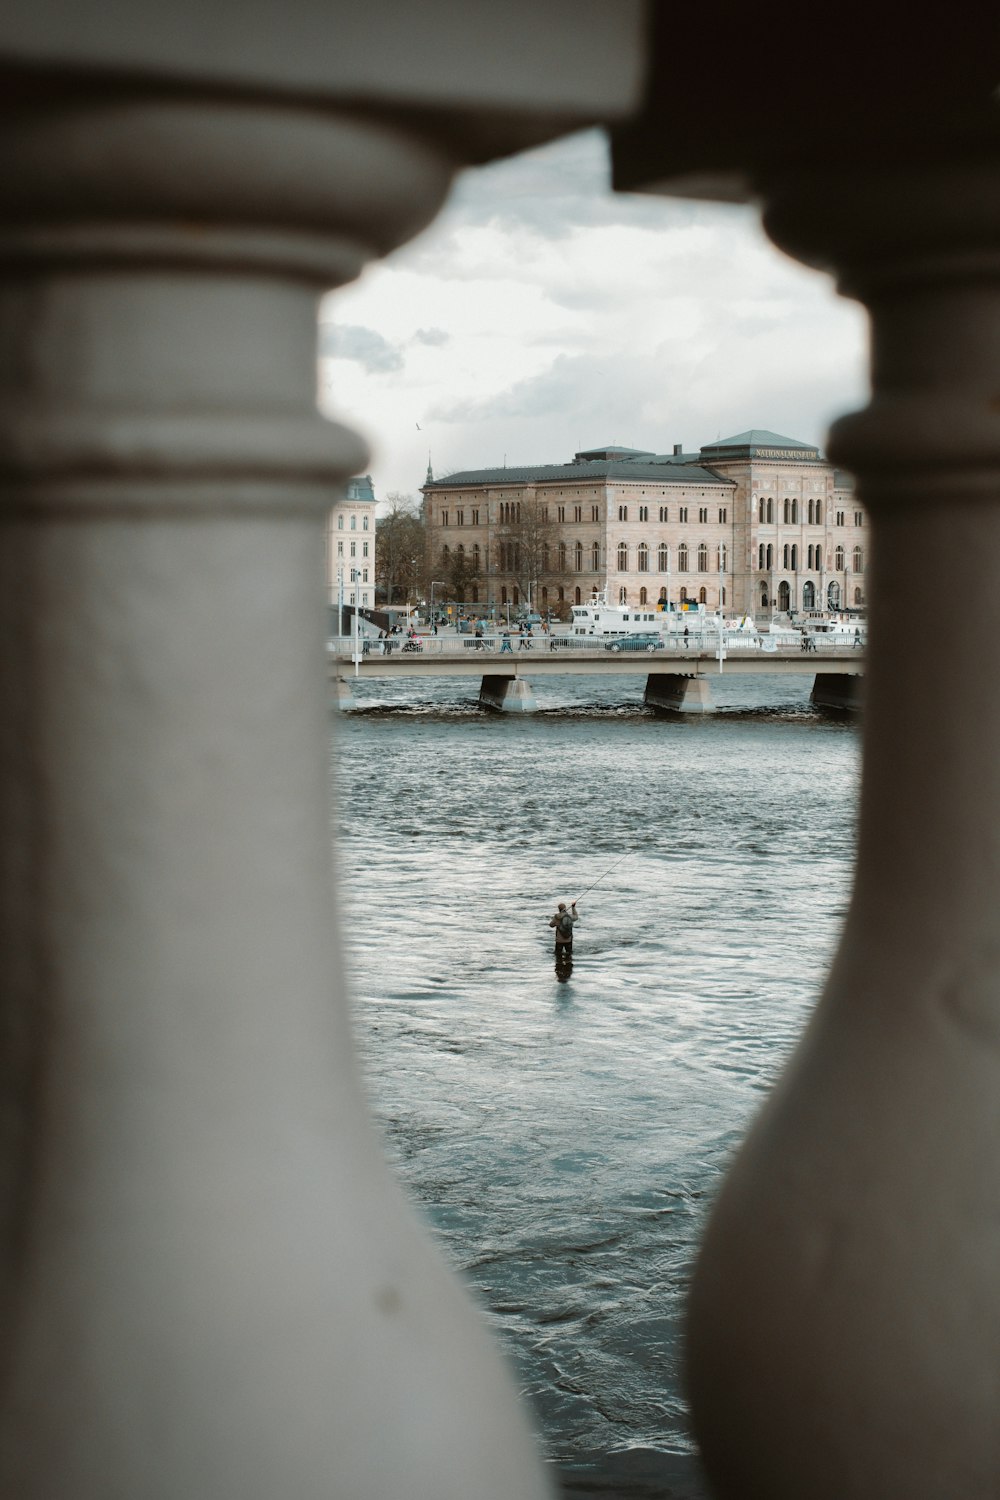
xmin=318 ymin=129 xmax=869 ymax=506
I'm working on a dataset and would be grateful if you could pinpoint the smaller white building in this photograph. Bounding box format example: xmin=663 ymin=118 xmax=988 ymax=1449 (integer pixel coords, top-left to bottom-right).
xmin=328 ymin=474 xmax=376 ymax=613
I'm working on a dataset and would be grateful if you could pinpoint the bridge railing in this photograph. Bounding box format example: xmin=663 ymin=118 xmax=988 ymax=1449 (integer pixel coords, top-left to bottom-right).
xmin=328 ymin=631 xmax=867 ymax=660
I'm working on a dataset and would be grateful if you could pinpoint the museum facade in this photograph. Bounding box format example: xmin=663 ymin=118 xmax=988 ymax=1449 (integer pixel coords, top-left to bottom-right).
xmin=422 ymin=430 xmax=866 ymax=617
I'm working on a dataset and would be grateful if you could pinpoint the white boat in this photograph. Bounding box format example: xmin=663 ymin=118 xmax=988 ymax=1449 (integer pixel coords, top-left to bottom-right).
xmin=569 ymin=590 xmax=706 ymax=642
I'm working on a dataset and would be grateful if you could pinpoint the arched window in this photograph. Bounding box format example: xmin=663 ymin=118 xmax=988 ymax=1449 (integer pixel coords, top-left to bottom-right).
xmin=658 ymin=587 xmax=667 ymax=602
xmin=679 ymin=587 xmax=689 ymax=603
xmin=639 ymin=586 xmax=648 ymax=605
xmin=835 ymin=545 xmax=845 ymax=571
xmin=791 ymin=544 xmax=798 ymax=570
xmin=575 ymin=541 xmax=583 ymax=571
xmin=783 ymin=498 xmax=790 ymax=524
xmin=678 ymin=544 xmax=689 ymax=571
xmin=541 ymin=542 xmax=550 ymax=571
xmin=783 ymin=543 xmax=790 ymax=569
xmin=541 ymin=587 xmax=548 ymax=605
xmin=758 ymin=543 xmax=765 ymax=569
xmin=854 ymin=586 xmax=864 ymax=605
xmin=591 ymin=541 xmax=600 ymax=570
xmin=337 ymin=515 xmax=344 ymax=530
xmin=719 ymin=544 xmax=727 ymax=572
xmin=658 ymin=542 xmax=669 ymax=571
xmin=778 ymin=580 xmax=791 ymax=610
xmin=697 ymin=543 xmax=709 ymax=571
xmin=803 ymin=580 xmax=816 ymax=609
xmin=350 ymin=515 xmax=357 ymax=530
xmin=853 ymin=546 xmax=864 ymax=572
xmin=617 ymin=541 xmax=628 ymax=570
xmin=766 ymin=544 xmax=773 ymax=569
xmin=558 ymin=542 xmax=567 ymax=570
xmin=575 ymin=586 xmax=582 ymax=605
xmin=557 ymin=586 xmax=565 ymax=602
xmin=699 ymin=587 xmax=707 ymax=604
xmin=618 ymin=505 xmax=628 ymax=522
xmin=791 ymin=498 xmax=798 ymax=523
xmin=472 ymin=544 xmax=480 ymax=568
xmin=442 ymin=544 xmax=450 ymax=561
xmin=828 ymin=580 xmax=841 ymax=608
xmin=501 ymin=586 xmax=508 ymax=603
xmin=760 ymin=583 xmax=768 ymax=607
xmin=766 ymin=498 xmax=774 ymax=523
xmin=637 ymin=542 xmax=649 ymax=572
xmin=619 ymin=586 xmax=628 ymax=604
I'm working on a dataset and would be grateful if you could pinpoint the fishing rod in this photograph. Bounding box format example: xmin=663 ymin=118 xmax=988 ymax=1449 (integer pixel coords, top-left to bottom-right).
xmin=572 ymin=849 xmax=636 ymax=905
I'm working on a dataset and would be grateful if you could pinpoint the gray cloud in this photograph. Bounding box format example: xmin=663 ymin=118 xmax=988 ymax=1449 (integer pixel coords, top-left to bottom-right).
xmin=318 ymin=323 xmax=404 ymax=372
xmin=412 ymin=326 xmax=450 ymax=347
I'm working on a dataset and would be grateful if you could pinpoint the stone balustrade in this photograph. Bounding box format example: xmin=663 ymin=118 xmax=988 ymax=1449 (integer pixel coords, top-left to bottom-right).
xmin=1 ymin=4 xmax=997 ymax=1497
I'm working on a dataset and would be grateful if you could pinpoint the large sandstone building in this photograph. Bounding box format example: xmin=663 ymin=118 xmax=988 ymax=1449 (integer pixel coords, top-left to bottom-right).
xmin=422 ymin=430 xmax=865 ymax=617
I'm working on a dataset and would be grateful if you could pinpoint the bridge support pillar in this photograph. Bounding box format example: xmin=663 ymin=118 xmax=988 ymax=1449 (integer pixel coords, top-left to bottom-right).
xmin=644 ymin=672 xmax=711 ymax=713
xmin=479 ymin=675 xmax=537 ymax=712
xmin=810 ymin=673 xmax=863 ymax=713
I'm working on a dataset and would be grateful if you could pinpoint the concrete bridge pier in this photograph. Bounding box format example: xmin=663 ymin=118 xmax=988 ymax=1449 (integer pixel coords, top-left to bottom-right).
xmin=331 ymin=674 xmax=355 ymax=709
xmin=811 ymin=673 xmax=863 ymax=713
xmin=644 ymin=672 xmax=712 ymax=714
xmin=478 ymin=674 xmax=537 ymax=712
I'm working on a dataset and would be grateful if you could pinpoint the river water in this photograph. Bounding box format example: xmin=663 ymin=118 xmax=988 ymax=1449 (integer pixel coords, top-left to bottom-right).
xmin=330 ymin=670 xmax=861 ymax=1498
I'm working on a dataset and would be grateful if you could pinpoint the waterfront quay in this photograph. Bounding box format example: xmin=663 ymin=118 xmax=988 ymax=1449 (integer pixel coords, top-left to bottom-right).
xmin=329 ymin=633 xmax=864 ymax=713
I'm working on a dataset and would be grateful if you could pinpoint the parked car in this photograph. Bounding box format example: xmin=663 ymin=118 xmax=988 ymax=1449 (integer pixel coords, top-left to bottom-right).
xmin=604 ymin=634 xmax=664 ymax=653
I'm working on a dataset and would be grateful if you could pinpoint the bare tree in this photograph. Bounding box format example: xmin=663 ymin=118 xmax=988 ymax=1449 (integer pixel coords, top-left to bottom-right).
xmin=493 ymin=493 xmax=556 ymax=607
xmin=439 ymin=542 xmax=481 ymax=603
xmin=376 ymin=493 xmax=426 ymax=605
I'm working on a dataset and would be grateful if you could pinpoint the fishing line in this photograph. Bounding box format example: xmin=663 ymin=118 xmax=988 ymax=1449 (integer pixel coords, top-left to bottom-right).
xmin=572 ymin=848 xmax=637 ymax=905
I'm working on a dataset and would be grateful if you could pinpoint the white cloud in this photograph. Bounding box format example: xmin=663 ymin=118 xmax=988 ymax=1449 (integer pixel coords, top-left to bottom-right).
xmin=318 ymin=129 xmax=869 ymax=503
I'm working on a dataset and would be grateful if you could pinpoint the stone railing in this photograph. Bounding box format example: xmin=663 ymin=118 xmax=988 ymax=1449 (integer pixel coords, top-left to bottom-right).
xmin=2 ymin=5 xmax=997 ymax=1499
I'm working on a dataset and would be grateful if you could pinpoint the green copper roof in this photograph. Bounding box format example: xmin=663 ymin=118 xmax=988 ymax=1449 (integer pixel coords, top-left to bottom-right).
xmin=701 ymin=430 xmax=818 ymax=452
xmin=425 ymin=459 xmax=730 ymax=488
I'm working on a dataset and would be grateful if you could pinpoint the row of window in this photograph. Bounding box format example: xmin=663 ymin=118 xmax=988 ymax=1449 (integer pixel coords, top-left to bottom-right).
xmin=618 ymin=505 xmax=729 ymax=524
xmin=437 ymin=502 xmax=861 ymax=530
xmin=758 ymin=543 xmax=864 ymax=571
xmin=446 ymin=541 xmax=736 ymax=574
xmin=765 ymin=581 xmax=865 ymax=610
xmin=617 ymin=542 xmax=729 ymax=572
xmin=335 ymin=513 xmax=370 ymax=531
xmin=336 ymin=540 xmax=370 ymax=558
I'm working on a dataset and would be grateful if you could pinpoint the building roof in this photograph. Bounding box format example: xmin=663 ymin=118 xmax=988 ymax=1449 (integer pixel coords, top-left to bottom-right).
xmin=700 ymin=430 xmax=822 ymax=459
xmin=425 ymin=459 xmax=731 ymax=488
xmin=574 ymin=444 xmax=656 ymax=461
xmin=345 ymin=473 xmax=376 ymax=502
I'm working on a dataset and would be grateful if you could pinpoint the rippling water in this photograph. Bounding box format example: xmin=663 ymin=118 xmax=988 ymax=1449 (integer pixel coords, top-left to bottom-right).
xmin=330 ymin=672 xmax=861 ymax=1498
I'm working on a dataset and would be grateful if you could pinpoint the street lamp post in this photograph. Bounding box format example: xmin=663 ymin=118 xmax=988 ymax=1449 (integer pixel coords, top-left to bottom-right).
xmin=430 ymin=580 xmax=447 ymax=624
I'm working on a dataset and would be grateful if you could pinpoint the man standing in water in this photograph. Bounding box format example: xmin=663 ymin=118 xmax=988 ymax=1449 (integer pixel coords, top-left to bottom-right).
xmin=549 ymin=901 xmax=578 ymax=956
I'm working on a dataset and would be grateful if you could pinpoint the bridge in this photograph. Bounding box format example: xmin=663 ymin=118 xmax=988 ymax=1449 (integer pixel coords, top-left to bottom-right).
xmin=329 ymin=634 xmax=865 ymax=713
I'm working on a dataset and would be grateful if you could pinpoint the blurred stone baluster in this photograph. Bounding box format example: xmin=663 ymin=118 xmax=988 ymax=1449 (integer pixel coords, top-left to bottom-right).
xmin=0 ymin=7 xmax=644 ymax=1495
xmin=610 ymin=12 xmax=1000 ymax=1496
xmin=684 ymin=156 xmax=1000 ymax=1499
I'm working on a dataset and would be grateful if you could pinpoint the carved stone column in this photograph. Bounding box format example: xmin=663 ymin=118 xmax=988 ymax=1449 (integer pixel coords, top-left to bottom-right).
xmin=0 ymin=94 xmax=554 ymax=1498
xmin=685 ymin=156 xmax=1000 ymax=1498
